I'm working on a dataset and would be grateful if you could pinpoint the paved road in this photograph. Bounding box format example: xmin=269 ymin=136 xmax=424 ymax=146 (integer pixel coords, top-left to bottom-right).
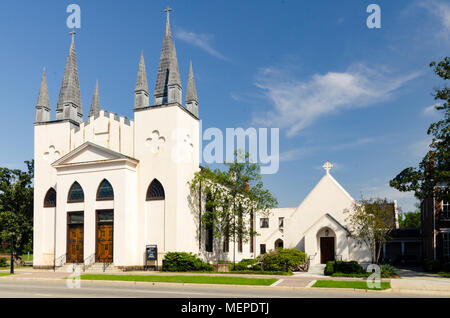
xmin=0 ymin=279 xmax=439 ymax=298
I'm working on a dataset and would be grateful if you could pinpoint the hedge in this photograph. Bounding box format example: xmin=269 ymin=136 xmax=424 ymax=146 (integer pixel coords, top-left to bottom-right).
xmin=162 ymin=252 xmax=214 ymax=272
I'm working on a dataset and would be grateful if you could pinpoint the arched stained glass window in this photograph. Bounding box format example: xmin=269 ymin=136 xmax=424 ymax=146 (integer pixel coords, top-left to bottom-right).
xmin=146 ymin=179 xmax=165 ymax=201
xmin=67 ymin=182 xmax=84 ymax=203
xmin=97 ymin=179 xmax=114 ymax=201
xmin=44 ymin=188 xmax=56 ymax=207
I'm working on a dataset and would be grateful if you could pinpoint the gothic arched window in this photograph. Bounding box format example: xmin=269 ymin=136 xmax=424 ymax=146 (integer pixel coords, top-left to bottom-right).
xmin=67 ymin=182 xmax=84 ymax=203
xmin=96 ymin=179 xmax=114 ymax=201
xmin=44 ymin=188 xmax=56 ymax=207
xmin=146 ymin=179 xmax=165 ymax=201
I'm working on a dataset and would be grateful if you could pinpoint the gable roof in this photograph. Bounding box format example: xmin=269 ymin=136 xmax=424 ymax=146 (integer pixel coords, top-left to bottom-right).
xmin=303 ymin=213 xmax=351 ymax=236
xmin=52 ymin=141 xmax=138 ymax=168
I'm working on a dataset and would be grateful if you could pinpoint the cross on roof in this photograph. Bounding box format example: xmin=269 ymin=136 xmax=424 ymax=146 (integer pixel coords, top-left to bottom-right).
xmin=70 ymin=29 xmax=76 ymax=36
xmin=164 ymin=6 xmax=172 ymax=14
xmin=323 ymin=161 xmax=333 ymax=174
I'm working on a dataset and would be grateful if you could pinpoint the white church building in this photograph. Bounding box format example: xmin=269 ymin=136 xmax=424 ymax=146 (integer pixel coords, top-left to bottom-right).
xmin=33 ymin=9 xmax=371 ymax=271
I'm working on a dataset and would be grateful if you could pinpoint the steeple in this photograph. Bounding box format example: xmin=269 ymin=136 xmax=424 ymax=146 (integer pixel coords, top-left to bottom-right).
xmin=186 ymin=61 xmax=199 ymax=117
xmin=55 ymin=30 xmax=83 ymax=123
xmin=35 ymin=68 xmax=51 ymax=123
xmin=134 ymin=51 xmax=149 ymax=109
xmin=89 ymin=80 xmax=100 ymax=117
xmin=154 ymin=7 xmax=182 ymax=105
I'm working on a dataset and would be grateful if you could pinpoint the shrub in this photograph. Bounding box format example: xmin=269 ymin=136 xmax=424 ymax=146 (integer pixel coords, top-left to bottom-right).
xmin=379 ymin=264 xmax=397 ymax=278
xmin=324 ymin=260 xmax=364 ymax=275
xmin=232 ymin=259 xmax=261 ymax=271
xmin=423 ymin=258 xmax=450 ymax=272
xmin=260 ymin=248 xmax=307 ymax=272
xmin=162 ymin=252 xmax=214 ymax=272
xmin=324 ymin=261 xmax=335 ymax=276
xmin=0 ymin=258 xmax=7 ymax=267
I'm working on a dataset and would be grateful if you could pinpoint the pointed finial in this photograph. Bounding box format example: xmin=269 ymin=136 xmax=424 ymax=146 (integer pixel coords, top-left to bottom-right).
xmin=323 ymin=161 xmax=333 ymax=175
xmin=36 ymin=67 xmax=50 ymax=109
xmin=89 ymin=80 xmax=100 ymax=117
xmin=164 ymin=6 xmax=172 ymax=35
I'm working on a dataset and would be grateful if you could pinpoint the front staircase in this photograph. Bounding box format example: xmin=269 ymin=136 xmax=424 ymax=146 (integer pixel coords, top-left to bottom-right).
xmin=54 ymin=262 xmax=120 ymax=273
xmin=307 ymin=264 xmax=326 ymax=276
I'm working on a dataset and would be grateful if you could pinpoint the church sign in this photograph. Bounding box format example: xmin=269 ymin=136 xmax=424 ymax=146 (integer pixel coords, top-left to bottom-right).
xmin=146 ymin=245 xmax=158 ymax=261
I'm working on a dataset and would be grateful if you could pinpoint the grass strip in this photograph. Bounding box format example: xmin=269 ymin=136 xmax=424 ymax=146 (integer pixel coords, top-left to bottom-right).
xmin=0 ymin=273 xmax=10 ymax=277
xmin=79 ymin=274 xmax=277 ymax=286
xmin=313 ymin=280 xmax=390 ymax=290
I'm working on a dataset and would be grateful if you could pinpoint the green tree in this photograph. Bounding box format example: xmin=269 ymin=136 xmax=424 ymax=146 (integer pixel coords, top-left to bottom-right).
xmin=0 ymin=160 xmax=34 ymax=263
xmin=345 ymin=197 xmax=396 ymax=264
xmin=390 ymin=57 xmax=450 ymax=203
xmin=191 ymin=151 xmax=277 ymax=266
xmin=398 ymin=204 xmax=421 ymax=228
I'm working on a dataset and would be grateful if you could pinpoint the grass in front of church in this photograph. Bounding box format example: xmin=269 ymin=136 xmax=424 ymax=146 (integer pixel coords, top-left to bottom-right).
xmin=313 ymin=280 xmax=391 ymax=290
xmin=0 ymin=273 xmax=10 ymax=277
xmin=438 ymin=272 xmax=450 ymax=278
xmin=79 ymin=274 xmax=278 ymax=286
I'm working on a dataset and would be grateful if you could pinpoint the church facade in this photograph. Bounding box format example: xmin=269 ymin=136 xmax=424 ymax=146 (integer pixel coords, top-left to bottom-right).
xmin=33 ymin=10 xmax=371 ymax=271
xmin=33 ymin=10 xmax=209 ymax=270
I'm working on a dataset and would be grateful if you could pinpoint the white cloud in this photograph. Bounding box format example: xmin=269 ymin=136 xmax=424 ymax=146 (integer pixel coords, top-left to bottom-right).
xmin=423 ymin=103 xmax=440 ymax=115
xmin=253 ymin=64 xmax=420 ymax=137
xmin=175 ymin=29 xmax=229 ymax=61
xmin=419 ymin=0 xmax=450 ymax=32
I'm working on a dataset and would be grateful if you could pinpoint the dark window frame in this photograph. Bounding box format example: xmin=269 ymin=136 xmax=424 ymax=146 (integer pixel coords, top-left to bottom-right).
xmin=44 ymin=188 xmax=57 ymax=207
xmin=96 ymin=179 xmax=114 ymax=201
xmin=146 ymin=179 xmax=165 ymax=201
xmin=67 ymin=182 xmax=84 ymax=203
xmin=260 ymin=218 xmax=269 ymax=228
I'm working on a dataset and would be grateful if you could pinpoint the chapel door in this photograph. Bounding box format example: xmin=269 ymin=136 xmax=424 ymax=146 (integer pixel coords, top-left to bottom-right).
xmin=67 ymin=212 xmax=84 ymax=263
xmin=96 ymin=210 xmax=114 ymax=263
xmin=320 ymin=237 xmax=335 ymax=264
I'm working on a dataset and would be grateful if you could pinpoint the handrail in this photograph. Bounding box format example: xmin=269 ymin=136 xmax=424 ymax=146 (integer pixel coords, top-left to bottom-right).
xmin=103 ymin=261 xmax=112 ymax=272
xmin=83 ymin=253 xmax=96 ymax=272
xmin=335 ymin=255 xmax=343 ymax=261
xmin=54 ymin=253 xmax=67 ymax=271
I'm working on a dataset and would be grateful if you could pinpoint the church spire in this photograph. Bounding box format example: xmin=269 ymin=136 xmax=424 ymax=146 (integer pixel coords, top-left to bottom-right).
xmin=55 ymin=30 xmax=83 ymax=123
xmin=134 ymin=51 xmax=149 ymax=109
xmin=154 ymin=7 xmax=182 ymax=106
xmin=89 ymin=80 xmax=100 ymax=117
xmin=186 ymin=61 xmax=199 ymax=117
xmin=35 ymin=68 xmax=51 ymax=123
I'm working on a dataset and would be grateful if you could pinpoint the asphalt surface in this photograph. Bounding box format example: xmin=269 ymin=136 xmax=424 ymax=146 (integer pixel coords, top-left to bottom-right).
xmin=0 ymin=279 xmax=439 ymax=298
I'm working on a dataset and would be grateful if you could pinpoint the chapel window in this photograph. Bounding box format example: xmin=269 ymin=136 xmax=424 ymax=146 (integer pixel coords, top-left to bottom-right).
xmin=44 ymin=188 xmax=57 ymax=207
xmin=260 ymin=218 xmax=269 ymax=228
xmin=146 ymin=179 xmax=165 ymax=201
xmin=67 ymin=182 xmax=84 ymax=203
xmin=97 ymin=179 xmax=114 ymax=201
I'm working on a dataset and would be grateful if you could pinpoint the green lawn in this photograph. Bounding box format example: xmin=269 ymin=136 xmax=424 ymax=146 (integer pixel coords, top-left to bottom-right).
xmin=313 ymin=280 xmax=390 ymax=290
xmin=0 ymin=273 xmax=10 ymax=277
xmin=438 ymin=272 xmax=450 ymax=278
xmin=79 ymin=274 xmax=277 ymax=286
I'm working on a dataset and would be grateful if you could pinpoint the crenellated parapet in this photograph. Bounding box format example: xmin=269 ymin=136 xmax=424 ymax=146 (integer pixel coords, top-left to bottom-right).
xmin=71 ymin=109 xmax=134 ymax=157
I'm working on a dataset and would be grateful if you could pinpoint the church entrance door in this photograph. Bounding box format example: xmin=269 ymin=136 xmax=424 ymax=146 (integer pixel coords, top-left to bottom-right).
xmin=67 ymin=212 xmax=84 ymax=263
xmin=320 ymin=237 xmax=335 ymax=264
xmin=96 ymin=210 xmax=114 ymax=263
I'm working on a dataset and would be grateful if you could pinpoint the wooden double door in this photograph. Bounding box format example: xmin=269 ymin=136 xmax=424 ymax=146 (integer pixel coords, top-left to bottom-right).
xmin=320 ymin=237 xmax=335 ymax=264
xmin=96 ymin=210 xmax=114 ymax=263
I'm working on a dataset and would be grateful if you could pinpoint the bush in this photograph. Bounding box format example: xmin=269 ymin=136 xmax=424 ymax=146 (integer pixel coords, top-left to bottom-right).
xmin=379 ymin=264 xmax=397 ymax=278
xmin=324 ymin=261 xmax=335 ymax=276
xmin=162 ymin=252 xmax=214 ymax=272
xmin=232 ymin=259 xmax=262 ymax=271
xmin=260 ymin=248 xmax=307 ymax=272
xmin=324 ymin=260 xmax=364 ymax=275
xmin=0 ymin=258 xmax=7 ymax=267
xmin=423 ymin=258 xmax=450 ymax=272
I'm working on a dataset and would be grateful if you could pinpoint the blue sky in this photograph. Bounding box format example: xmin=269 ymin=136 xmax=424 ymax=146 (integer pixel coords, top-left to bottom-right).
xmin=0 ymin=0 xmax=448 ymax=213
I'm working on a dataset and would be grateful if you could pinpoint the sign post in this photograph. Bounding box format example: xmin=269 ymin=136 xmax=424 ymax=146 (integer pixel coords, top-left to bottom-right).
xmin=145 ymin=245 xmax=157 ymax=270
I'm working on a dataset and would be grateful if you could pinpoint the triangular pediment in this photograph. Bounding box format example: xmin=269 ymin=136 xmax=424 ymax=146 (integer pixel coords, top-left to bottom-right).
xmin=52 ymin=142 xmax=137 ymax=167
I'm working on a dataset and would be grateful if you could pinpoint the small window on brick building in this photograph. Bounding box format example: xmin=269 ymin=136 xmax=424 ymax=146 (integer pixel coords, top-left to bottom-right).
xmin=443 ymin=201 xmax=450 ymax=219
